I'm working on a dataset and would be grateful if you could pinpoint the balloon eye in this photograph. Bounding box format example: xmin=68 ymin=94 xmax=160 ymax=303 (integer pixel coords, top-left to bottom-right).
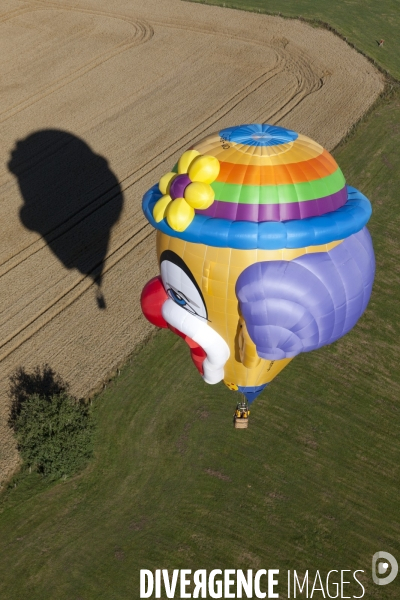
xmin=168 ymin=288 xmax=187 ymax=307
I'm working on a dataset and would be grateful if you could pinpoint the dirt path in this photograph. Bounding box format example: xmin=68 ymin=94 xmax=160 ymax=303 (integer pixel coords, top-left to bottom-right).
xmin=0 ymin=0 xmax=383 ymax=483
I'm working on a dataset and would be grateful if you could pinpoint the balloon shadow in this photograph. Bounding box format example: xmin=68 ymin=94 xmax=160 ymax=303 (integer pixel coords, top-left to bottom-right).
xmin=8 ymin=130 xmax=124 ymax=309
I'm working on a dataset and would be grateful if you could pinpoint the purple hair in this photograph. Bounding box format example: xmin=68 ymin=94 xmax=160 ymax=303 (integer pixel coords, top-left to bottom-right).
xmin=236 ymin=228 xmax=375 ymax=360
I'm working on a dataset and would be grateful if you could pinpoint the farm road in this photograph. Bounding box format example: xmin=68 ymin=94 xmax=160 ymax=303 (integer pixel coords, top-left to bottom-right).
xmin=0 ymin=0 xmax=383 ymax=481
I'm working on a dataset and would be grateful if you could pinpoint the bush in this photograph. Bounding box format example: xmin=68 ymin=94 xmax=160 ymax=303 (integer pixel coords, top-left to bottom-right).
xmin=9 ymin=364 xmax=69 ymax=426
xmin=9 ymin=366 xmax=93 ymax=480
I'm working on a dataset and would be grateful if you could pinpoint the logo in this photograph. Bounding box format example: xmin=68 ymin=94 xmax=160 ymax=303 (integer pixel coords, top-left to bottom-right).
xmin=372 ymin=552 xmax=398 ymax=586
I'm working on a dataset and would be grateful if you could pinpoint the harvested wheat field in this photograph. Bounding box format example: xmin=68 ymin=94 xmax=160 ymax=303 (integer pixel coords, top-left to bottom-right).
xmin=0 ymin=0 xmax=384 ymax=482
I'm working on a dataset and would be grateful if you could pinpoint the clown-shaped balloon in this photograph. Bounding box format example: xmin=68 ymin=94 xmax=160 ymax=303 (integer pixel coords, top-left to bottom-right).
xmin=141 ymin=124 xmax=375 ymax=403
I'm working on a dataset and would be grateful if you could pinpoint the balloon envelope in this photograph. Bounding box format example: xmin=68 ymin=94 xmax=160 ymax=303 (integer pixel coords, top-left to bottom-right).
xmin=141 ymin=124 xmax=375 ymax=402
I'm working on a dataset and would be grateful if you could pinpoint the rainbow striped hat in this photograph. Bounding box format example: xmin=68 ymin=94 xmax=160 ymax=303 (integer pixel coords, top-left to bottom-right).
xmin=143 ymin=124 xmax=372 ymax=249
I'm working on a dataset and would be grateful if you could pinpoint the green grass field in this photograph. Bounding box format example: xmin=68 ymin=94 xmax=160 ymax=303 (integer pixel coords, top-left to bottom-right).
xmin=1 ymin=3 xmax=400 ymax=599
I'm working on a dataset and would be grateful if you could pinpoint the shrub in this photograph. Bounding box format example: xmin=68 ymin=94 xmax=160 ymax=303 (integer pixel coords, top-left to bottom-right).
xmin=9 ymin=364 xmax=69 ymax=426
xmin=9 ymin=366 xmax=93 ymax=480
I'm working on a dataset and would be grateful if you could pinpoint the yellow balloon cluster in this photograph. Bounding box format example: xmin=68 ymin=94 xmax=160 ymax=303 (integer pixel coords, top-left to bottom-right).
xmin=153 ymin=150 xmax=220 ymax=232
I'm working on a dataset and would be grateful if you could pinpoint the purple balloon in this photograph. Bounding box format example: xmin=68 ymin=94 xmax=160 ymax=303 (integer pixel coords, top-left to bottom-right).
xmin=235 ymin=227 xmax=375 ymax=360
xmin=169 ymin=174 xmax=191 ymax=200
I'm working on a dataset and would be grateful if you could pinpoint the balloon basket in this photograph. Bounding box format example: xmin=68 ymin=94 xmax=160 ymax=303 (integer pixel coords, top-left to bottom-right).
xmin=233 ymin=397 xmax=250 ymax=428
xmin=234 ymin=417 xmax=249 ymax=429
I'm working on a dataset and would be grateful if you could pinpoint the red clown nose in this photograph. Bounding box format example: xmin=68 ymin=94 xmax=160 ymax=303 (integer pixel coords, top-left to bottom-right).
xmin=140 ymin=276 xmax=168 ymax=328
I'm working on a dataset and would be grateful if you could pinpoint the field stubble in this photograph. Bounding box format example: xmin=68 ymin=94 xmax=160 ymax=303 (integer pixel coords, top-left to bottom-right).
xmin=0 ymin=0 xmax=383 ymax=482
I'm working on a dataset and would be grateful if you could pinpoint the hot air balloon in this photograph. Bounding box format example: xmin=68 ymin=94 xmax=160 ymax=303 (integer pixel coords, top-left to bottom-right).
xmin=141 ymin=124 xmax=375 ymax=421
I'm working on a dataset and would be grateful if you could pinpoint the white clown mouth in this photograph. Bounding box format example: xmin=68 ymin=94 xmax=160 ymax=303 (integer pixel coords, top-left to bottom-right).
xmin=161 ymin=298 xmax=230 ymax=384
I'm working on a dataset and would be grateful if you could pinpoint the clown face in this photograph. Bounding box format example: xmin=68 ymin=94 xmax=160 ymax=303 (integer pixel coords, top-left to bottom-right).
xmin=141 ymin=124 xmax=375 ymax=403
xmin=141 ymin=228 xmax=374 ymax=402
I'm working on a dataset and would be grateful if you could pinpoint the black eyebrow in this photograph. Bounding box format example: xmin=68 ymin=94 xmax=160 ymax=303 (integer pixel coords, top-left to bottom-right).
xmin=160 ymin=249 xmax=208 ymax=320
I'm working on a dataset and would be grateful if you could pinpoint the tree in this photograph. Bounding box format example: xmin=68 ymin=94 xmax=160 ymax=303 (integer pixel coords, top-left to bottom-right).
xmin=9 ymin=365 xmax=93 ymax=479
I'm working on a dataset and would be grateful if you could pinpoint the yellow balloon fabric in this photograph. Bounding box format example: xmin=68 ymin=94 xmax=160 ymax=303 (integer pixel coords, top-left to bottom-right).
xmin=153 ymin=194 xmax=173 ymax=223
xmin=166 ymin=197 xmax=195 ymax=231
xmin=188 ymin=155 xmax=220 ymax=184
xmin=184 ymin=182 xmax=215 ymax=209
xmin=178 ymin=150 xmax=200 ymax=174
xmin=158 ymin=172 xmax=177 ymax=195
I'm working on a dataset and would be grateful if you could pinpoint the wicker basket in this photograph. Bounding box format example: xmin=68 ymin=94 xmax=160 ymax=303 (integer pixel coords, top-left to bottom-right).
xmin=234 ymin=417 xmax=249 ymax=429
